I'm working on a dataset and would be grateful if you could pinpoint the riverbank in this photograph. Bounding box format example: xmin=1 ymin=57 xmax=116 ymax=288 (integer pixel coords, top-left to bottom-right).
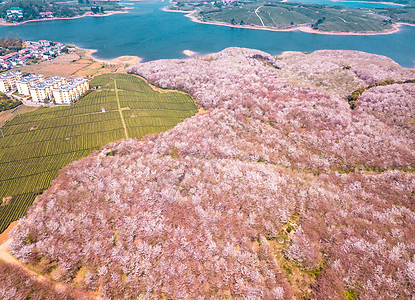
xmin=330 ymin=0 xmax=405 ymax=6
xmin=83 ymin=48 xmax=143 ymax=65
xmin=0 ymin=10 xmax=127 ymax=27
xmin=162 ymin=6 xmax=402 ymax=36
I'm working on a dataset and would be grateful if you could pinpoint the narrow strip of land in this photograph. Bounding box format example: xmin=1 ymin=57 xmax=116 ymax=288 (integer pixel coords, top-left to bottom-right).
xmin=114 ymin=79 xmax=129 ymax=139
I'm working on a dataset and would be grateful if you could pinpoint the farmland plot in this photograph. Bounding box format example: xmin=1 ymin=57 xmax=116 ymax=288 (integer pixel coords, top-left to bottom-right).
xmin=0 ymin=74 xmax=197 ymax=233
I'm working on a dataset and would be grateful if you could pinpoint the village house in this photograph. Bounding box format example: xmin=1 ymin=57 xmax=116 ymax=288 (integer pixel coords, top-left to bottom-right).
xmin=16 ymin=74 xmax=45 ymax=95
xmin=1 ymin=40 xmax=66 ymax=71
xmin=39 ymin=12 xmax=54 ymax=19
xmin=0 ymin=70 xmax=22 ymax=93
xmin=39 ymin=40 xmax=52 ymax=47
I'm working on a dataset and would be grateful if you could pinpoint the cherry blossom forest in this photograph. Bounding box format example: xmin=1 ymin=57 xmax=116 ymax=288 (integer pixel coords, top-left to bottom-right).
xmin=3 ymin=48 xmax=415 ymax=299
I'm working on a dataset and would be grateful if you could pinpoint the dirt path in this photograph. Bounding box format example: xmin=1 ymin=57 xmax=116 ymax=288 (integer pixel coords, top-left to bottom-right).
xmin=0 ymin=239 xmax=46 ymax=280
xmin=267 ymin=11 xmax=278 ymax=27
xmin=1 ymin=237 xmax=95 ymax=298
xmin=114 ymin=79 xmax=129 ymax=139
xmin=255 ymin=6 xmax=265 ymax=27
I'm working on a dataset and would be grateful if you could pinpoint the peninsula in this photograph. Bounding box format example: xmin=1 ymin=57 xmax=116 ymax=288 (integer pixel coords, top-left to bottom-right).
xmin=166 ymin=0 xmax=415 ymax=34
xmin=0 ymin=0 xmax=124 ymax=25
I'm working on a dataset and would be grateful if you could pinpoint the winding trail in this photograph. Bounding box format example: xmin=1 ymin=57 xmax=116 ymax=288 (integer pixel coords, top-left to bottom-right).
xmin=0 ymin=237 xmax=95 ymax=298
xmin=0 ymin=239 xmax=38 ymax=276
xmin=255 ymin=6 xmax=265 ymax=27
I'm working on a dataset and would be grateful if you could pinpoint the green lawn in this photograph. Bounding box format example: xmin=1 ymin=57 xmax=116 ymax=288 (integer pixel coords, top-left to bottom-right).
xmin=0 ymin=74 xmax=197 ymax=233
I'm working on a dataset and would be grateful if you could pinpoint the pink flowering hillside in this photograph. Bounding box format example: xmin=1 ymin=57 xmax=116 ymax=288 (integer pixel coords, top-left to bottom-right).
xmin=8 ymin=48 xmax=415 ymax=299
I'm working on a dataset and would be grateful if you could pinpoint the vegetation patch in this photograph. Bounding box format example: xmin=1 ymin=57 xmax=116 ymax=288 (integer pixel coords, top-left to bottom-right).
xmin=171 ymin=1 xmax=415 ymax=33
xmin=0 ymin=93 xmax=22 ymax=113
xmin=0 ymin=0 xmax=123 ymax=23
xmin=346 ymin=78 xmax=415 ymax=109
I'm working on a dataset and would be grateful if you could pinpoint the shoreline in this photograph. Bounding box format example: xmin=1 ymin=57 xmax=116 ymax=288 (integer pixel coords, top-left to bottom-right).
xmin=162 ymin=7 xmax=404 ymax=36
xmin=0 ymin=10 xmax=127 ymax=27
xmin=330 ymin=0 xmax=405 ymax=6
xmin=81 ymin=47 xmax=143 ymax=65
xmin=281 ymin=0 xmax=404 ymax=6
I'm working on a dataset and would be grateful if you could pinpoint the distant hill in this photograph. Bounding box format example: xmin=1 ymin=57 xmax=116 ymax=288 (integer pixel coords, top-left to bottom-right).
xmin=6 ymin=48 xmax=415 ymax=299
xmin=170 ymin=0 xmax=415 ymax=33
xmin=0 ymin=0 xmax=123 ymax=22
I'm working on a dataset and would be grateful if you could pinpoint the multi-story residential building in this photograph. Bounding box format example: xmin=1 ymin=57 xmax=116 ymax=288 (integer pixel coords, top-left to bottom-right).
xmin=16 ymin=74 xmax=45 ymax=95
xmin=6 ymin=8 xmax=23 ymax=20
xmin=71 ymin=77 xmax=89 ymax=96
xmin=29 ymin=76 xmax=69 ymax=102
xmin=53 ymin=77 xmax=89 ymax=104
xmin=46 ymin=76 xmax=66 ymax=89
xmin=30 ymin=82 xmax=53 ymax=102
xmin=0 ymin=70 xmax=22 ymax=93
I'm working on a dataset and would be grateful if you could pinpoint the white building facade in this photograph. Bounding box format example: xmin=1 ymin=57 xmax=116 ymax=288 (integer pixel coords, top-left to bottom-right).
xmin=16 ymin=74 xmax=44 ymax=95
xmin=0 ymin=70 xmax=22 ymax=93
xmin=53 ymin=77 xmax=89 ymax=104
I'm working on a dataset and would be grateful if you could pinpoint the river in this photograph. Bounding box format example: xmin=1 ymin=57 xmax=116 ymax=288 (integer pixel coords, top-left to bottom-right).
xmin=0 ymin=0 xmax=414 ymax=68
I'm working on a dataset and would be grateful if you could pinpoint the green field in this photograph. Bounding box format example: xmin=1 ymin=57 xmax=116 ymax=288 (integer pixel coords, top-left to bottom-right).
xmin=194 ymin=2 xmax=395 ymax=32
xmin=0 ymin=74 xmax=197 ymax=233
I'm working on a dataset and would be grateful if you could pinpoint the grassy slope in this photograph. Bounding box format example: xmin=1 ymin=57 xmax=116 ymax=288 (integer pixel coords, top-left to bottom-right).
xmin=0 ymin=73 xmax=197 ymax=233
xmin=196 ymin=2 xmax=395 ymax=32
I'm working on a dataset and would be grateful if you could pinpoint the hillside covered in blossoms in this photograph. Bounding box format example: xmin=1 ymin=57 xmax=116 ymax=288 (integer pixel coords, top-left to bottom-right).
xmin=5 ymin=48 xmax=415 ymax=299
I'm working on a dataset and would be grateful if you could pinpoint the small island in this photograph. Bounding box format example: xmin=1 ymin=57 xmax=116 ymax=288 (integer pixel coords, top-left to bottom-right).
xmin=166 ymin=0 xmax=415 ymax=34
xmin=0 ymin=0 xmax=124 ymax=25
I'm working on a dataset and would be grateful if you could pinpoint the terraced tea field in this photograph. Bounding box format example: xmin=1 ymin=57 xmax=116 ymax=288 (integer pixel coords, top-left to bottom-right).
xmin=196 ymin=2 xmax=394 ymax=32
xmin=0 ymin=73 xmax=197 ymax=233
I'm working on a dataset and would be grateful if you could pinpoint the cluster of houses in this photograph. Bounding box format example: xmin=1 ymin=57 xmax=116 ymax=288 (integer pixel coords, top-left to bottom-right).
xmin=0 ymin=40 xmax=66 ymax=70
xmin=0 ymin=71 xmax=89 ymax=105
xmin=5 ymin=7 xmax=55 ymax=21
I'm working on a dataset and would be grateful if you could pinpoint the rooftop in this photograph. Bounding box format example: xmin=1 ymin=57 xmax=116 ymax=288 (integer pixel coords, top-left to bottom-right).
xmin=1 ymin=52 xmax=19 ymax=60
xmin=0 ymin=70 xmax=22 ymax=79
xmin=18 ymin=74 xmax=44 ymax=84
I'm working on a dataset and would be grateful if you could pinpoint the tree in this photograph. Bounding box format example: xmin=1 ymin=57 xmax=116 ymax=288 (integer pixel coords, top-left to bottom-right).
xmin=240 ymin=20 xmax=244 ymax=25
xmin=231 ymin=18 xmax=236 ymax=25
xmin=100 ymin=6 xmax=104 ymax=13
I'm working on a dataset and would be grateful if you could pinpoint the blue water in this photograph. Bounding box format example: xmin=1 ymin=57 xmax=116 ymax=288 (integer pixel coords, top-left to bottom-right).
xmin=285 ymin=0 xmax=401 ymax=8
xmin=0 ymin=0 xmax=414 ymax=68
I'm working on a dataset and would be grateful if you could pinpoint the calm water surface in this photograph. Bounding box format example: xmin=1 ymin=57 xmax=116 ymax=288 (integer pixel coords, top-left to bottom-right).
xmin=0 ymin=0 xmax=414 ymax=68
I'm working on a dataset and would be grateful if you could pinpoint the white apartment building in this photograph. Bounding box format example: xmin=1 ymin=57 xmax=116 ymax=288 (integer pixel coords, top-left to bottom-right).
xmin=16 ymin=74 xmax=44 ymax=95
xmin=30 ymin=82 xmax=54 ymax=102
xmin=29 ymin=76 xmax=69 ymax=102
xmin=48 ymin=76 xmax=66 ymax=89
xmin=53 ymin=77 xmax=89 ymax=104
xmin=0 ymin=70 xmax=22 ymax=93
